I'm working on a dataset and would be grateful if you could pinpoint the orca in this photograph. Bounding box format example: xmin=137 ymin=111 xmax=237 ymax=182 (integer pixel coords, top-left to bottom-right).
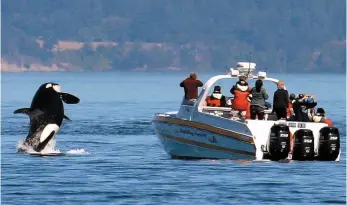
xmin=14 ymin=82 xmax=80 ymax=153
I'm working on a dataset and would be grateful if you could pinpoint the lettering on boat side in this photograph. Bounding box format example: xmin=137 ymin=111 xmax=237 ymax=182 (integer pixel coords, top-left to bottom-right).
xmin=195 ymin=132 xmax=207 ymax=137
xmin=208 ymin=136 xmax=217 ymax=143
xmin=297 ymin=123 xmax=306 ymax=128
xmin=281 ymin=122 xmax=306 ymax=128
xmin=178 ymin=128 xmax=194 ymax=136
xmin=176 ymin=128 xmax=206 ymax=138
xmin=287 ymin=123 xmax=296 ymax=128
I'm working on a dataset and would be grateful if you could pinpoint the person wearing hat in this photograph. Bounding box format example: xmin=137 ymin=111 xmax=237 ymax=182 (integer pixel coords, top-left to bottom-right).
xmin=291 ymin=93 xmax=309 ymax=122
xmin=312 ymin=108 xmax=333 ymax=126
xmin=303 ymin=94 xmax=317 ymax=121
xmin=180 ymin=72 xmax=203 ymax=105
xmin=206 ymin=85 xmax=226 ymax=107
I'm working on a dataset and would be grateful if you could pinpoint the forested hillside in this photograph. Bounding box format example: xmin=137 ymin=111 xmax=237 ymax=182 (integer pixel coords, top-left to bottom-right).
xmin=1 ymin=0 xmax=346 ymax=72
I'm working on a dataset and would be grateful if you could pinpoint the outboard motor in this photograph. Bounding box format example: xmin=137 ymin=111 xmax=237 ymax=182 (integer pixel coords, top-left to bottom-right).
xmin=267 ymin=124 xmax=291 ymax=160
xmin=292 ymin=129 xmax=315 ymax=161
xmin=316 ymin=126 xmax=340 ymax=161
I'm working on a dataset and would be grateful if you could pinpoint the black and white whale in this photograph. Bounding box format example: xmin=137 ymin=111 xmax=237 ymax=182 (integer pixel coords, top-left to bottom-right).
xmin=14 ymin=82 xmax=80 ymax=154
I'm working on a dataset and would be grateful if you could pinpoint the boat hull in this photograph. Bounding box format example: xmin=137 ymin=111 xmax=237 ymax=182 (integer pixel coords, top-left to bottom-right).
xmin=152 ymin=115 xmax=256 ymax=160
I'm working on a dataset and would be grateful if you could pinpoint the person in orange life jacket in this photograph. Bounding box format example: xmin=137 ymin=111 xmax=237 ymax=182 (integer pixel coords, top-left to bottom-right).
xmin=249 ymin=79 xmax=269 ymax=120
xmin=272 ymin=80 xmax=289 ymax=120
xmin=312 ymin=108 xmax=333 ymax=126
xmin=206 ymin=86 xmax=226 ymax=107
xmin=287 ymin=93 xmax=296 ymax=118
xmin=180 ymin=72 xmax=203 ymax=105
xmin=230 ymin=78 xmax=251 ymax=115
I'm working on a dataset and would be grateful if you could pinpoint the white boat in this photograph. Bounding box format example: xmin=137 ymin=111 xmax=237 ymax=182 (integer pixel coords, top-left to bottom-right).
xmin=152 ymin=62 xmax=341 ymax=161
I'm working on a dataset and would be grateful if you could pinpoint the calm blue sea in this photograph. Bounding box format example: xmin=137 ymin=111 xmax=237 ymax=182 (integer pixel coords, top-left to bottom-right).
xmin=1 ymin=71 xmax=346 ymax=205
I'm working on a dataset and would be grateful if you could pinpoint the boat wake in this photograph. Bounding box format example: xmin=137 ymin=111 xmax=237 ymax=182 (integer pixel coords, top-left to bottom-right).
xmin=16 ymin=140 xmax=89 ymax=156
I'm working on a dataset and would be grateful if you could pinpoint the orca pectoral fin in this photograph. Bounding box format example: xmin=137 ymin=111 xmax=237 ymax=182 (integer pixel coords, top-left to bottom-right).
xmin=64 ymin=115 xmax=71 ymax=121
xmin=14 ymin=108 xmax=32 ymax=115
xmin=14 ymin=108 xmax=44 ymax=119
xmin=60 ymin=92 xmax=80 ymax=104
xmin=36 ymin=131 xmax=55 ymax=152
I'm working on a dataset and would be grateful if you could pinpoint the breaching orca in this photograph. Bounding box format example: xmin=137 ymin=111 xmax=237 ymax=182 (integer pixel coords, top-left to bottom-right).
xmin=14 ymin=82 xmax=80 ymax=153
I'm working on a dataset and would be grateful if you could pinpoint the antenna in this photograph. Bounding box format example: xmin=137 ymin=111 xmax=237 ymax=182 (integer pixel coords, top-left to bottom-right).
xmin=247 ymin=52 xmax=252 ymax=77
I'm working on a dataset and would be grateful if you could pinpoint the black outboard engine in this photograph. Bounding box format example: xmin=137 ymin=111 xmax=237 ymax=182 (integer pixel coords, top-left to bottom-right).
xmin=267 ymin=124 xmax=291 ymax=160
xmin=316 ymin=126 xmax=340 ymax=161
xmin=292 ymin=129 xmax=315 ymax=161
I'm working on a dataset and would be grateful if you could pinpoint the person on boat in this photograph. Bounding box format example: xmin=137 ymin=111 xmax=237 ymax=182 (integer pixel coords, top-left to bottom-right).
xmin=292 ymin=93 xmax=318 ymax=122
xmin=312 ymin=108 xmax=333 ymax=126
xmin=291 ymin=94 xmax=305 ymax=121
xmin=180 ymin=72 xmax=203 ymax=105
xmin=232 ymin=75 xmax=248 ymax=88
xmin=286 ymin=93 xmax=296 ymax=119
xmin=303 ymin=94 xmax=318 ymax=121
xmin=230 ymin=77 xmax=251 ymax=118
xmin=206 ymin=85 xmax=227 ymax=107
xmin=272 ymin=80 xmax=289 ymax=120
xmin=249 ymin=79 xmax=269 ymax=120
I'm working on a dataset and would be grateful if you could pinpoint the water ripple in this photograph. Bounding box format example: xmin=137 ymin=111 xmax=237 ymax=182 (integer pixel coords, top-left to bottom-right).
xmin=2 ymin=73 xmax=346 ymax=205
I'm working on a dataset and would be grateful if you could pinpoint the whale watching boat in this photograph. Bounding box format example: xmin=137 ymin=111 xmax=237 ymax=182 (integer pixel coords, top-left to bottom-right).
xmin=152 ymin=61 xmax=341 ymax=161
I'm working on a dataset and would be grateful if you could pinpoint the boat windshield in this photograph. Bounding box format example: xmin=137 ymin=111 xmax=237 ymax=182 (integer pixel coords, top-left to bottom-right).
xmin=206 ymin=78 xmax=278 ymax=102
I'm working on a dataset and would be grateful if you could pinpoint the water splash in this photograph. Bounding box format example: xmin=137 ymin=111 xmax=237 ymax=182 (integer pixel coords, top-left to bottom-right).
xmin=66 ymin=148 xmax=89 ymax=155
xmin=16 ymin=138 xmax=89 ymax=156
xmin=16 ymin=138 xmax=61 ymax=155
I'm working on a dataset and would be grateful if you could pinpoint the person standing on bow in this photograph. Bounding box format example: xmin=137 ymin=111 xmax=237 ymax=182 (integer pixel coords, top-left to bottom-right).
xmin=180 ymin=72 xmax=203 ymax=105
xmin=273 ymin=80 xmax=289 ymax=120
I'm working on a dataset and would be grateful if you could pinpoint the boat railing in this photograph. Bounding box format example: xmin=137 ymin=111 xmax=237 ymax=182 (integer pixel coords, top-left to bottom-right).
xmin=201 ymin=106 xmax=273 ymax=114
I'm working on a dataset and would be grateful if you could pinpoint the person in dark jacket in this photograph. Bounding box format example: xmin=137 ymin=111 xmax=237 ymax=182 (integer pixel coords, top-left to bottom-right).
xmin=273 ymin=80 xmax=289 ymax=120
xmin=250 ymin=79 xmax=269 ymax=120
xmin=291 ymin=94 xmax=304 ymax=121
xmin=180 ymin=72 xmax=203 ymax=105
xmin=292 ymin=94 xmax=317 ymax=122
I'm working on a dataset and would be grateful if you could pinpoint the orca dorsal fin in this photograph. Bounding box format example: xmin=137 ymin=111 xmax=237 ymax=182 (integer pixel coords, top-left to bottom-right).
xmin=64 ymin=115 xmax=71 ymax=121
xmin=60 ymin=93 xmax=80 ymax=104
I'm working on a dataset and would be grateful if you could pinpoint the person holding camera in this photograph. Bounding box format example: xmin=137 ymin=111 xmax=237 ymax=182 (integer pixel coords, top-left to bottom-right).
xmin=292 ymin=93 xmax=317 ymax=122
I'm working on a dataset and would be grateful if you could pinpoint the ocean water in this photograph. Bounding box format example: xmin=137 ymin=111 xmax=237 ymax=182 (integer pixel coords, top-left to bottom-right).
xmin=1 ymin=71 xmax=346 ymax=205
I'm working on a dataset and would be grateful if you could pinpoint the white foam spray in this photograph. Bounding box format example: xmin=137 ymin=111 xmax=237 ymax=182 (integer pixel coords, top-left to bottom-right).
xmin=16 ymin=139 xmax=89 ymax=155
